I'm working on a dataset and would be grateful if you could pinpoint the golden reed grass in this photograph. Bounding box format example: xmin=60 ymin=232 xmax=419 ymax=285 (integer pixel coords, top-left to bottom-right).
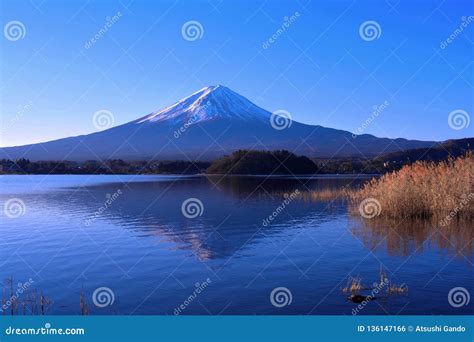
xmin=348 ymin=153 xmax=474 ymax=219
xmin=300 ymin=188 xmax=347 ymax=201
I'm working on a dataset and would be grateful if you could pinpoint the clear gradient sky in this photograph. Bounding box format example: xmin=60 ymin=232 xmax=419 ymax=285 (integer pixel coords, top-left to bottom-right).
xmin=1 ymin=0 xmax=473 ymax=147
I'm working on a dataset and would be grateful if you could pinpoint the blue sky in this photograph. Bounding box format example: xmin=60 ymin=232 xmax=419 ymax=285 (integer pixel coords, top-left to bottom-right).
xmin=1 ymin=0 xmax=473 ymax=147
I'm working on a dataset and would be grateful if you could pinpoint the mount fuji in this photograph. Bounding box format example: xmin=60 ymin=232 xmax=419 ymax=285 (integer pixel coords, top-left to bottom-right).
xmin=0 ymin=85 xmax=435 ymax=161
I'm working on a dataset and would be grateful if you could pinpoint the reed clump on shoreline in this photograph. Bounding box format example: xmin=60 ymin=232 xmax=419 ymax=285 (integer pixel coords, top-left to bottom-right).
xmin=348 ymin=153 xmax=474 ymax=219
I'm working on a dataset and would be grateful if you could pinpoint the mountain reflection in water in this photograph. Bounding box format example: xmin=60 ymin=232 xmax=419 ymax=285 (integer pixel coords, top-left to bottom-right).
xmin=0 ymin=175 xmax=472 ymax=315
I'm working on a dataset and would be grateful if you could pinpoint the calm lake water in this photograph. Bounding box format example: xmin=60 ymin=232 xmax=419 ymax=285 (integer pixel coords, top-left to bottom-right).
xmin=0 ymin=175 xmax=472 ymax=315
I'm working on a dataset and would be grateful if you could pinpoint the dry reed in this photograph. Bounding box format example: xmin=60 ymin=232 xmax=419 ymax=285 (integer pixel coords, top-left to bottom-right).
xmin=348 ymin=153 xmax=474 ymax=219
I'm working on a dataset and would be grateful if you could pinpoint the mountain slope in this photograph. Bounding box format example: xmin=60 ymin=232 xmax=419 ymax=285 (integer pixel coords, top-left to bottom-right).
xmin=0 ymin=85 xmax=436 ymax=161
xmin=374 ymin=138 xmax=474 ymax=163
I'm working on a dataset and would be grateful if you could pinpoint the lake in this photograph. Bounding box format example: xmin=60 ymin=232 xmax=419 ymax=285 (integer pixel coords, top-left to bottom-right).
xmin=0 ymin=175 xmax=472 ymax=315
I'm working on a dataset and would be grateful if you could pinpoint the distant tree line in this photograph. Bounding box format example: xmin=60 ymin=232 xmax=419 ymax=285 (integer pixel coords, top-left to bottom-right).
xmin=0 ymin=159 xmax=210 ymax=175
xmin=315 ymin=138 xmax=473 ymax=174
xmin=1 ymin=138 xmax=471 ymax=175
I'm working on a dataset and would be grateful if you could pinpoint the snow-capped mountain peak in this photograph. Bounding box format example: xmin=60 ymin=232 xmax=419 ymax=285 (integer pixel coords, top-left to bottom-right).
xmin=0 ymin=85 xmax=437 ymax=161
xmin=137 ymin=85 xmax=271 ymax=125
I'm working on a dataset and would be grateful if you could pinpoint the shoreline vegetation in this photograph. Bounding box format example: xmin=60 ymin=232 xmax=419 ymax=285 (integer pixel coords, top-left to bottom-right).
xmin=207 ymin=150 xmax=317 ymax=174
xmin=0 ymin=159 xmax=212 ymax=175
xmin=1 ymin=143 xmax=473 ymax=220
xmin=348 ymin=153 xmax=474 ymax=220
xmin=1 ymin=138 xmax=471 ymax=176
